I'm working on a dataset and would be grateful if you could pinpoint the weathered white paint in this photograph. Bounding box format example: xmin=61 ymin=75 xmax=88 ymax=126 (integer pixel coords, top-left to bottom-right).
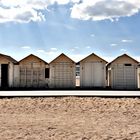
xmin=0 ymin=54 xmax=17 ymax=88
xmin=0 ymin=63 xmax=14 ymax=87
xmin=80 ymin=62 xmax=106 ymax=87
xmin=137 ymin=68 xmax=140 ymax=88
xmin=13 ymin=65 xmax=20 ymax=87
xmin=19 ymin=65 xmax=49 ymax=88
xmin=107 ymin=54 xmax=139 ymax=89
xmin=18 ymin=54 xmax=49 ymax=88
xmin=111 ymin=64 xmax=137 ymax=89
xmin=9 ymin=62 xmax=14 ymax=87
xmin=0 ymin=64 xmax=1 ymax=87
xmin=49 ymin=54 xmax=76 ymax=88
xmin=80 ymin=54 xmax=107 ymax=88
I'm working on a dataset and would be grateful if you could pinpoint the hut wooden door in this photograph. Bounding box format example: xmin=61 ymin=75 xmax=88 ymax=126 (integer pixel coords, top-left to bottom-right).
xmin=1 ymin=64 xmax=8 ymax=88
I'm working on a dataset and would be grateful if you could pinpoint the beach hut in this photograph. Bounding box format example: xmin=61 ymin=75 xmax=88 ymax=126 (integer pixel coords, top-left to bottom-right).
xmin=137 ymin=64 xmax=140 ymax=89
xmin=107 ymin=54 xmax=139 ymax=89
xmin=76 ymin=62 xmax=80 ymax=87
xmin=79 ymin=53 xmax=107 ymax=88
xmin=49 ymin=53 xmax=76 ymax=88
xmin=15 ymin=54 xmax=49 ymax=88
xmin=0 ymin=53 xmax=17 ymax=88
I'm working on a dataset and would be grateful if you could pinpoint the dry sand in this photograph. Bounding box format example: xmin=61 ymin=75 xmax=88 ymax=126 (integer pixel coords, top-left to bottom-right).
xmin=0 ymin=97 xmax=140 ymax=140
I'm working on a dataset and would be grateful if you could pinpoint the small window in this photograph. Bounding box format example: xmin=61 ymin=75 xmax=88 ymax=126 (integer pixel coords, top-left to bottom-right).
xmin=45 ymin=68 xmax=50 ymax=78
xmin=124 ymin=64 xmax=132 ymax=66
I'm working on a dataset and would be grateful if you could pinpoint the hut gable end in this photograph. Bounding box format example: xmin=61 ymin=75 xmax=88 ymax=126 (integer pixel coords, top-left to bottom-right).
xmin=0 ymin=54 xmax=17 ymax=64
xmin=19 ymin=54 xmax=48 ymax=65
xmin=108 ymin=54 xmax=139 ymax=66
xmin=50 ymin=53 xmax=75 ymax=64
xmin=79 ymin=53 xmax=107 ymax=64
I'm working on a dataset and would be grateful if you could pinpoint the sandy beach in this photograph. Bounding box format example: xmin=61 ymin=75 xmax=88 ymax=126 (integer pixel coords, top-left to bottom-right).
xmin=0 ymin=97 xmax=140 ymax=140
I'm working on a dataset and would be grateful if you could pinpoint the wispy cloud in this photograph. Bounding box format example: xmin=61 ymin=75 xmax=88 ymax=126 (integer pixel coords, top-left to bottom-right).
xmin=70 ymin=46 xmax=79 ymax=52
xmin=121 ymin=39 xmax=133 ymax=43
xmin=86 ymin=46 xmax=91 ymax=49
xmin=110 ymin=43 xmax=118 ymax=47
xmin=120 ymin=49 xmax=127 ymax=52
xmin=90 ymin=34 xmax=95 ymax=37
xmin=37 ymin=49 xmax=45 ymax=53
xmin=45 ymin=51 xmax=56 ymax=55
xmin=70 ymin=48 xmax=75 ymax=52
xmin=21 ymin=46 xmax=31 ymax=49
xmin=37 ymin=47 xmax=58 ymax=55
xmin=74 ymin=46 xmax=79 ymax=49
xmin=69 ymin=54 xmax=87 ymax=62
xmin=50 ymin=48 xmax=57 ymax=51
xmin=63 ymin=24 xmax=76 ymax=30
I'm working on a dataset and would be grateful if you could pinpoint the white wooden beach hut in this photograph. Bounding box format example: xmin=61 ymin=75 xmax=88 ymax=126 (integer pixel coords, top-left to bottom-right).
xmin=49 ymin=53 xmax=76 ymax=88
xmin=0 ymin=53 xmax=17 ymax=88
xmin=14 ymin=54 xmax=49 ymax=88
xmin=79 ymin=53 xmax=107 ymax=88
xmin=107 ymin=54 xmax=139 ymax=89
xmin=138 ymin=65 xmax=140 ymax=89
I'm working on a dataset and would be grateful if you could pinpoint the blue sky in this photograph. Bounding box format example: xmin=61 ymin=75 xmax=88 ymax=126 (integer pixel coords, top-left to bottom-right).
xmin=0 ymin=0 xmax=140 ymax=62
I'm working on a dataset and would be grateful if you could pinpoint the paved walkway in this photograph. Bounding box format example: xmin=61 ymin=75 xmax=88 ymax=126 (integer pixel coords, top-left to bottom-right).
xmin=0 ymin=90 xmax=140 ymax=96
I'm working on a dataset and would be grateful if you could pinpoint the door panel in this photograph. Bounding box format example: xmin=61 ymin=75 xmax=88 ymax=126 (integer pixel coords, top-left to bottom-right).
xmin=92 ymin=63 xmax=104 ymax=87
xmin=84 ymin=63 xmax=92 ymax=87
xmin=113 ymin=64 xmax=136 ymax=89
xmin=1 ymin=64 xmax=8 ymax=88
xmin=124 ymin=66 xmax=136 ymax=89
xmin=52 ymin=63 xmax=74 ymax=88
xmin=83 ymin=62 xmax=104 ymax=87
xmin=19 ymin=66 xmax=45 ymax=88
xmin=113 ymin=65 xmax=124 ymax=89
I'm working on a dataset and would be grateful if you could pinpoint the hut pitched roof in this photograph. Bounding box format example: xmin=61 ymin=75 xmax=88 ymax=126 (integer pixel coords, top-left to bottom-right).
xmin=18 ymin=54 xmax=48 ymax=64
xmin=49 ymin=53 xmax=75 ymax=64
xmin=78 ymin=53 xmax=108 ymax=63
xmin=107 ymin=54 xmax=139 ymax=67
xmin=0 ymin=53 xmax=17 ymax=63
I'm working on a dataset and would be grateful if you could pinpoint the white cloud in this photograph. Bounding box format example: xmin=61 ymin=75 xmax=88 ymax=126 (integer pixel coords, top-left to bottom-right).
xmin=37 ymin=49 xmax=46 ymax=53
xmin=0 ymin=0 xmax=81 ymax=23
xmin=120 ymin=48 xmax=127 ymax=52
xmin=71 ymin=48 xmax=75 ymax=52
xmin=103 ymin=56 xmax=114 ymax=62
xmin=71 ymin=0 xmax=140 ymax=21
xmin=74 ymin=46 xmax=79 ymax=49
xmin=110 ymin=43 xmax=118 ymax=47
xmin=50 ymin=48 xmax=57 ymax=51
xmin=86 ymin=46 xmax=91 ymax=49
xmin=50 ymin=0 xmax=80 ymax=5
xmin=21 ymin=46 xmax=31 ymax=49
xmin=37 ymin=47 xmax=58 ymax=55
xmin=1 ymin=0 xmax=140 ymax=23
xmin=0 ymin=1 xmax=46 ymax=23
xmin=135 ymin=56 xmax=140 ymax=62
xmin=90 ymin=34 xmax=95 ymax=37
xmin=50 ymin=0 xmax=71 ymax=5
xmin=0 ymin=0 xmax=48 ymax=9
xmin=121 ymin=39 xmax=133 ymax=43
xmin=70 ymin=46 xmax=79 ymax=52
xmin=69 ymin=54 xmax=87 ymax=62
xmin=45 ymin=51 xmax=55 ymax=55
